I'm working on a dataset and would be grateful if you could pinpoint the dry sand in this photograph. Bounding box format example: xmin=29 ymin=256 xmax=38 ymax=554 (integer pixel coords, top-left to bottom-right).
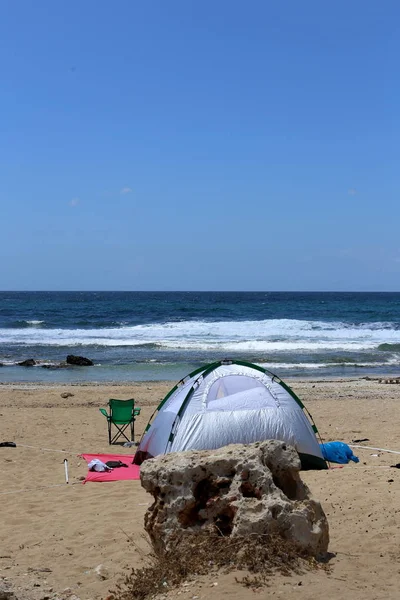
xmin=0 ymin=377 xmax=400 ymax=599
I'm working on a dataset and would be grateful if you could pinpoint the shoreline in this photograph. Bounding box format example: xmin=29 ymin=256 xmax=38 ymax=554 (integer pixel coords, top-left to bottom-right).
xmin=0 ymin=373 xmax=395 ymax=388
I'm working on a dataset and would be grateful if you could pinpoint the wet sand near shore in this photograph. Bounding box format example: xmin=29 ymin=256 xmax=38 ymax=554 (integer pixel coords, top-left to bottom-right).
xmin=0 ymin=377 xmax=399 ymax=599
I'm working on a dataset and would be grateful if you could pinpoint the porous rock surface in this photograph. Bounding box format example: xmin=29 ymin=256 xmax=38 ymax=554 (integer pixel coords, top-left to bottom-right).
xmin=140 ymin=440 xmax=329 ymax=556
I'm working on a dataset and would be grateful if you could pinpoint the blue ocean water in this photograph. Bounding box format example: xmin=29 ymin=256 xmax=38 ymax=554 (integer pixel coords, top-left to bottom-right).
xmin=1 ymin=291 xmax=400 ymax=382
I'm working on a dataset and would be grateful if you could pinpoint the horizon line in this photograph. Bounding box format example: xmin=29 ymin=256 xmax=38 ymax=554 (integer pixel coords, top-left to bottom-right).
xmin=1 ymin=290 xmax=400 ymax=294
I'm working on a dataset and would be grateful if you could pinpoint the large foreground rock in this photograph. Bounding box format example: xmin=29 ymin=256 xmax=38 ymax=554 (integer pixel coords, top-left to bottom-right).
xmin=140 ymin=440 xmax=329 ymax=556
xmin=0 ymin=580 xmax=16 ymax=600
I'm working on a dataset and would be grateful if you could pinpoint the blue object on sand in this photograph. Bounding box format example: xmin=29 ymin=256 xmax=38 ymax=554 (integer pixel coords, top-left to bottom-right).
xmin=320 ymin=441 xmax=359 ymax=464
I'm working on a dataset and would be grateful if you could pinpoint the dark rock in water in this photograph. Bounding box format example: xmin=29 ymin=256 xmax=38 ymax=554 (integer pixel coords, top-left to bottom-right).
xmin=17 ymin=359 xmax=36 ymax=367
xmin=66 ymin=355 xmax=94 ymax=366
xmin=41 ymin=362 xmax=70 ymax=370
xmin=0 ymin=363 xmax=3 ymax=367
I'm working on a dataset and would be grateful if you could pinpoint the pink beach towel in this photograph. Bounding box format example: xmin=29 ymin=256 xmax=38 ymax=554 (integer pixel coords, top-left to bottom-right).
xmin=80 ymin=453 xmax=140 ymax=483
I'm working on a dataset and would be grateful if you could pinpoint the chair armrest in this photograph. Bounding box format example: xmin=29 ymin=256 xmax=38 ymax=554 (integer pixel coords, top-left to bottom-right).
xmin=99 ymin=408 xmax=109 ymax=418
xmin=133 ymin=407 xmax=141 ymax=416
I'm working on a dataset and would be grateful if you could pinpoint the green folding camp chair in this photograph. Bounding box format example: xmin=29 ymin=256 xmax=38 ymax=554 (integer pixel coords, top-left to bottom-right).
xmin=99 ymin=399 xmax=141 ymax=445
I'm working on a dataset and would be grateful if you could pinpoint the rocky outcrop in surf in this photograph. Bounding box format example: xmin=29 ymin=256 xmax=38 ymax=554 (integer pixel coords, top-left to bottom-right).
xmin=6 ymin=356 xmax=95 ymax=369
xmin=17 ymin=359 xmax=36 ymax=367
xmin=66 ymin=355 xmax=94 ymax=366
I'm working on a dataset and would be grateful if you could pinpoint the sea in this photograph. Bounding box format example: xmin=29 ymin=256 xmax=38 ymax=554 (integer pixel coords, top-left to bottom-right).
xmin=1 ymin=291 xmax=400 ymax=383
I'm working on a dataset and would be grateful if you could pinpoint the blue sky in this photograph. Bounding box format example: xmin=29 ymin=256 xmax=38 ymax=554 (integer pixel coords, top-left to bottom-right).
xmin=0 ymin=1 xmax=398 ymax=291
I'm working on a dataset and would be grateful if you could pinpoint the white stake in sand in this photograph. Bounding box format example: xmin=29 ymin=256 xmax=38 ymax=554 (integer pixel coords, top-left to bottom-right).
xmin=64 ymin=459 xmax=69 ymax=484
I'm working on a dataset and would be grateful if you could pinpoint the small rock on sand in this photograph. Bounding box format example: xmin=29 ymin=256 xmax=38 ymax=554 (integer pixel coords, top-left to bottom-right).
xmin=94 ymin=565 xmax=109 ymax=581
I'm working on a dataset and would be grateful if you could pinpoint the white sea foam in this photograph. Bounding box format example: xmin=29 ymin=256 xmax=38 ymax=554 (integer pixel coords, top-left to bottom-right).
xmin=259 ymin=360 xmax=400 ymax=370
xmin=1 ymin=318 xmax=400 ymax=351
xmin=25 ymin=320 xmax=45 ymax=326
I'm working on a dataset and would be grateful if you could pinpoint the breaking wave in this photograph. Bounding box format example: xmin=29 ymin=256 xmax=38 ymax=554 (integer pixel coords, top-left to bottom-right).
xmin=1 ymin=318 xmax=400 ymax=352
xmin=11 ymin=320 xmax=46 ymax=328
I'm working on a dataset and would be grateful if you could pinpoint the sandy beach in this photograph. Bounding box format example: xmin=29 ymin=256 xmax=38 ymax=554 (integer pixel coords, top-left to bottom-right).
xmin=1 ymin=377 xmax=399 ymax=600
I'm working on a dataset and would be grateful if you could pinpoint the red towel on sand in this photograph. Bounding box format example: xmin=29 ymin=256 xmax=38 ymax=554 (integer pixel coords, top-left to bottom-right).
xmin=80 ymin=453 xmax=140 ymax=483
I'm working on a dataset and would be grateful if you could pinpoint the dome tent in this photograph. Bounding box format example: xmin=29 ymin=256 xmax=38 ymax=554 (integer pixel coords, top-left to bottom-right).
xmin=134 ymin=360 xmax=326 ymax=470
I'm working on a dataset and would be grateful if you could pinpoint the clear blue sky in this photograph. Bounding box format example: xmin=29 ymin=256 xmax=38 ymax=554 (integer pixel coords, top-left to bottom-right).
xmin=1 ymin=1 xmax=398 ymax=291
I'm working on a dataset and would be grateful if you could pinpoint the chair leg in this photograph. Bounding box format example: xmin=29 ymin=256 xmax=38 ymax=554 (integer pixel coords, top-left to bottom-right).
xmin=131 ymin=419 xmax=134 ymax=442
xmin=110 ymin=422 xmax=133 ymax=444
xmin=108 ymin=421 xmax=111 ymax=445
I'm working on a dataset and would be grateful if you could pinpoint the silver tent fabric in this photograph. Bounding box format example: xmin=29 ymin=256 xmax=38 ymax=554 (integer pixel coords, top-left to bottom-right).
xmin=137 ymin=363 xmax=323 ymax=461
